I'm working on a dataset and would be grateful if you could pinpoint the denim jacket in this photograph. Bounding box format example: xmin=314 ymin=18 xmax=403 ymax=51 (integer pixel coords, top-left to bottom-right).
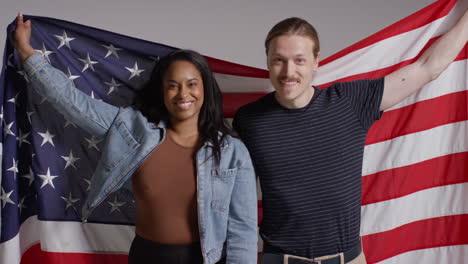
xmin=24 ymin=53 xmax=258 ymax=264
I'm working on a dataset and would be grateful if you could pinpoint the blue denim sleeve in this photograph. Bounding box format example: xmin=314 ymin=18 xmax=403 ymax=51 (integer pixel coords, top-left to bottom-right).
xmin=23 ymin=52 xmax=119 ymax=136
xmin=226 ymin=143 xmax=258 ymax=264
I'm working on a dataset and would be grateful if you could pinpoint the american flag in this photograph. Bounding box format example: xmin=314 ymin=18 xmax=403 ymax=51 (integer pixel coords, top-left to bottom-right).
xmin=1 ymin=0 xmax=467 ymax=263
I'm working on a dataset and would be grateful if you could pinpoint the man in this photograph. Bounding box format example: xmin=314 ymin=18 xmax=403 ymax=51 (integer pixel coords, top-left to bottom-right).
xmin=233 ymin=9 xmax=467 ymax=264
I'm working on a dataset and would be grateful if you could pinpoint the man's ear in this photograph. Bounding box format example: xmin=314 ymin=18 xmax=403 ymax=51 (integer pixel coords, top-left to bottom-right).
xmin=314 ymin=51 xmax=321 ymax=72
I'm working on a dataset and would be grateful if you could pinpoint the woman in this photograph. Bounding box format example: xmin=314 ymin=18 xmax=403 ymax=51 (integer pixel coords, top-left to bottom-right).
xmin=14 ymin=13 xmax=258 ymax=264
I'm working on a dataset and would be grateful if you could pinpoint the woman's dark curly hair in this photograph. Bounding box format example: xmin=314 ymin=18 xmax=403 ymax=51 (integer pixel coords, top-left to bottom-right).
xmin=135 ymin=49 xmax=231 ymax=164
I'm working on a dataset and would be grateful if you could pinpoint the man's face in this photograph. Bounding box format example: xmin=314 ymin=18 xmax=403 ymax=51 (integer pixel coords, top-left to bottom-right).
xmin=267 ymin=34 xmax=320 ymax=108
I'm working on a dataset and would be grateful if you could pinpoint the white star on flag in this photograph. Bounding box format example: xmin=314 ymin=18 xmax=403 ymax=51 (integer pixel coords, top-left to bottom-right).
xmin=61 ymin=193 xmax=80 ymax=210
xmin=54 ymin=31 xmax=75 ymax=49
xmin=85 ymin=136 xmax=103 ymax=151
xmin=66 ymin=67 xmax=80 ymax=82
xmin=4 ymin=121 xmax=15 ymax=137
xmin=1 ymin=187 xmax=15 ymax=208
xmin=90 ymin=91 xmax=103 ymax=101
xmin=83 ymin=178 xmax=91 ymax=192
xmin=7 ymin=158 xmax=19 ymax=179
xmin=16 ymin=70 xmax=30 ymax=83
xmin=38 ymin=168 xmax=59 ymax=189
xmin=7 ymin=93 xmax=19 ymax=105
xmin=18 ymin=197 xmax=27 ymax=215
xmin=35 ymin=42 xmax=54 ymax=63
xmin=17 ymin=130 xmax=31 ymax=147
xmin=125 ymin=61 xmax=145 ymax=80
xmin=38 ymin=129 xmax=56 ymax=147
xmin=7 ymin=53 xmax=15 ymax=68
xmin=79 ymin=53 xmax=99 ymax=72
xmin=64 ymin=119 xmax=77 ymax=128
xmin=104 ymin=78 xmax=123 ymax=95
xmin=27 ymin=111 xmax=34 ymax=123
xmin=21 ymin=167 xmax=35 ymax=186
xmin=61 ymin=150 xmax=80 ymax=169
xmin=102 ymin=44 xmax=122 ymax=59
xmin=39 ymin=96 xmax=48 ymax=104
xmin=108 ymin=196 xmax=126 ymax=213
xmin=149 ymin=56 xmax=160 ymax=62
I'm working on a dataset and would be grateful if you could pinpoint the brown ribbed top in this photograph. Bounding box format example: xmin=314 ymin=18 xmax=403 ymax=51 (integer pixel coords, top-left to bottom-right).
xmin=132 ymin=134 xmax=199 ymax=244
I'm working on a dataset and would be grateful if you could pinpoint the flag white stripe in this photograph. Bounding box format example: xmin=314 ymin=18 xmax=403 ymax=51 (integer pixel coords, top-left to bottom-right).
xmin=375 ymin=245 xmax=468 ymax=264
xmin=42 ymin=220 xmax=133 ymax=253
xmin=361 ymin=182 xmax=468 ymax=236
xmin=0 ymin=215 xmax=134 ymax=264
xmin=363 ymin=121 xmax=468 ymax=176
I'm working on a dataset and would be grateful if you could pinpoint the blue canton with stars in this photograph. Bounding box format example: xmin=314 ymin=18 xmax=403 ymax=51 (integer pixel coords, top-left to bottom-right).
xmin=0 ymin=15 xmax=177 ymax=243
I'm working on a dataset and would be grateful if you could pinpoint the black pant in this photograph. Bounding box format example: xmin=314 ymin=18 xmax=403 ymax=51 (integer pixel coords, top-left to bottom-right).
xmin=128 ymin=234 xmax=226 ymax=264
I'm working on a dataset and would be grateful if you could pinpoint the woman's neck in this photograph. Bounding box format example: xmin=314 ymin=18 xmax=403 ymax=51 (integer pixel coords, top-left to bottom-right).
xmin=167 ymin=118 xmax=200 ymax=148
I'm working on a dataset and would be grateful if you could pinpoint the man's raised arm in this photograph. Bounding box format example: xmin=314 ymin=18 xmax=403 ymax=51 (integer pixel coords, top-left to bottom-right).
xmin=381 ymin=9 xmax=468 ymax=111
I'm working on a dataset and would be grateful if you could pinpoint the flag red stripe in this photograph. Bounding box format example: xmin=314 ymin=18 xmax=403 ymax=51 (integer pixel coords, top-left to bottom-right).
xmin=362 ymin=214 xmax=468 ymax=263
xmin=362 ymin=152 xmax=468 ymax=205
xmin=320 ymin=0 xmax=456 ymax=66
xmin=366 ymin=90 xmax=468 ymax=145
xmin=206 ymin=56 xmax=269 ymax=78
xmin=20 ymin=244 xmax=127 ymax=264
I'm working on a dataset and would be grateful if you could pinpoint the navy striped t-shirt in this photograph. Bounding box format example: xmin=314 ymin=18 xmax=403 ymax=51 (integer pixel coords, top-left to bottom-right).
xmin=233 ymin=78 xmax=384 ymax=258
